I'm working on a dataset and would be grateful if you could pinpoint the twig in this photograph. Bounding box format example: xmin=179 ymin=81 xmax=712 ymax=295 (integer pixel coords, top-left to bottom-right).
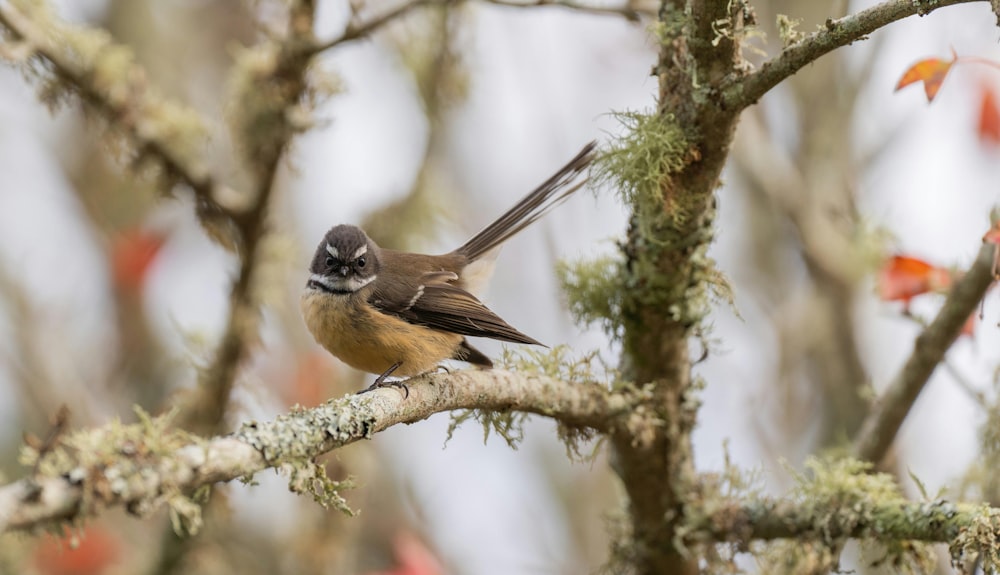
xmin=895 ymin=311 xmax=989 ymax=408
xmin=479 ymin=0 xmax=651 ymax=21
xmin=0 ymin=369 xmax=625 ymax=533
xmin=854 ymin=243 xmax=996 ymax=463
xmin=312 ymin=0 xmax=437 ymax=52
xmin=722 ymin=0 xmax=985 ymax=111
xmin=310 ymin=0 xmax=649 ymax=54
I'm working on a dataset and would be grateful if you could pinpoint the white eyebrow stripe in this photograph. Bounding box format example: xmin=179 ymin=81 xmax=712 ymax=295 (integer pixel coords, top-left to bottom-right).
xmin=326 ymin=244 xmax=339 ymax=258
xmin=351 ymin=244 xmax=368 ymax=260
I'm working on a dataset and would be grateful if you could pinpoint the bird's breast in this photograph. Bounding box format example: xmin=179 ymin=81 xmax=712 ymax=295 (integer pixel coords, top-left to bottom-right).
xmin=300 ymin=288 xmax=462 ymax=376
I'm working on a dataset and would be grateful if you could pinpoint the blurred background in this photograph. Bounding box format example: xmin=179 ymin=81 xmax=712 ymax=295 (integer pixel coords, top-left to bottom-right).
xmin=0 ymin=0 xmax=997 ymax=573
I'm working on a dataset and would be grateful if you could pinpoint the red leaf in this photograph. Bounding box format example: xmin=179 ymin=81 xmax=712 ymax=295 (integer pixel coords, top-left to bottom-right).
xmin=364 ymin=533 xmax=444 ymax=575
xmin=111 ymin=228 xmax=166 ymax=291
xmin=978 ymin=84 xmax=1000 ymax=145
xmin=960 ymin=311 xmax=976 ymax=338
xmin=34 ymin=527 xmax=120 ymax=575
xmin=985 ymin=221 xmax=1000 ymax=280
xmin=284 ymin=351 xmax=337 ymax=407
xmin=895 ymin=57 xmax=955 ymax=102
xmin=877 ymin=255 xmax=952 ymax=306
xmin=984 ymin=220 xmax=1000 ymax=245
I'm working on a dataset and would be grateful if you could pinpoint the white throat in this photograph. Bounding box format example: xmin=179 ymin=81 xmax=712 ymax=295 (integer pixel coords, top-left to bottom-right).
xmin=309 ymin=273 xmax=376 ymax=293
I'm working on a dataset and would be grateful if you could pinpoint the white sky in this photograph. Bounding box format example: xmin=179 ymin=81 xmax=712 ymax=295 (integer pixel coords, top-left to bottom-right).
xmin=0 ymin=1 xmax=998 ymax=572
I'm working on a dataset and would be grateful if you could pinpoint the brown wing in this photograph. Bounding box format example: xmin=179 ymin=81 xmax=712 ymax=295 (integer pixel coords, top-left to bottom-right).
xmin=370 ymin=273 xmax=542 ymax=346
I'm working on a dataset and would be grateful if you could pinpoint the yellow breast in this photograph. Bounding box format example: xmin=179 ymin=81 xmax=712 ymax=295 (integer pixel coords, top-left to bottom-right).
xmin=300 ymin=288 xmax=463 ymax=377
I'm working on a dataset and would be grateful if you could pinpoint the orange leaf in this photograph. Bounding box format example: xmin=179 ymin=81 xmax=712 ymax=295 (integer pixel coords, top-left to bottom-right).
xmin=34 ymin=527 xmax=120 ymax=575
xmin=877 ymin=255 xmax=952 ymax=306
xmin=978 ymin=84 xmax=1000 ymax=145
xmin=111 ymin=228 xmax=166 ymax=292
xmin=895 ymin=57 xmax=955 ymax=102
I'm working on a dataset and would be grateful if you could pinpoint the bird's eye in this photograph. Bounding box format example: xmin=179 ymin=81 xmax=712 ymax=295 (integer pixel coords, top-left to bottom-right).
xmin=325 ymin=256 xmax=335 ymax=267
xmin=356 ymin=256 xmax=367 ymax=268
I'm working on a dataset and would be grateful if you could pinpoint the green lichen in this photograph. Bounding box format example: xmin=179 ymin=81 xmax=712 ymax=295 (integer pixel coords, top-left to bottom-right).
xmin=592 ymin=108 xmax=725 ymax=342
xmin=18 ymin=407 xmax=206 ymax=532
xmin=19 ymin=407 xmax=196 ymax=476
xmin=446 ymin=408 xmax=527 ymax=450
xmin=497 ymin=346 xmax=615 ymax=460
xmin=757 ymin=456 xmax=936 ymax=574
xmin=593 ymin=110 xmax=690 ymax=230
xmin=557 ymin=253 xmax=625 ymax=340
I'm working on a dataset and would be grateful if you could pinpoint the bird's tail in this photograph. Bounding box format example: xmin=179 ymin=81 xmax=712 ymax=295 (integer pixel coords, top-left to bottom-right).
xmin=453 ymin=141 xmax=596 ymax=262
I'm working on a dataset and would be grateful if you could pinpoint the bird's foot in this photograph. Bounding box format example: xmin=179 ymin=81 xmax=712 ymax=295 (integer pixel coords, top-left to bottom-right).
xmin=357 ymin=362 xmax=409 ymax=399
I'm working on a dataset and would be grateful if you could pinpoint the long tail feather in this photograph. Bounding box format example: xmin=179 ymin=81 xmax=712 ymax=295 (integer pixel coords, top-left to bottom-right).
xmin=454 ymin=141 xmax=596 ymax=262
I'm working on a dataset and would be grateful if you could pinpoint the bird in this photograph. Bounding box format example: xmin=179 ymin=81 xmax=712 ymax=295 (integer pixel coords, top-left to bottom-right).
xmin=301 ymin=142 xmax=596 ymax=396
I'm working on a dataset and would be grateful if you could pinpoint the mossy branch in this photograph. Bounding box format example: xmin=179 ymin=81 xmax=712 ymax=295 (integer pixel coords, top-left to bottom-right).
xmin=854 ymin=242 xmax=997 ymax=463
xmin=689 ymin=498 xmax=1000 ymax=569
xmin=0 ymin=369 xmax=630 ymax=534
xmin=721 ymin=0 xmax=986 ymax=111
xmin=0 ymin=1 xmax=225 ymax=218
xmin=681 ymin=457 xmax=1000 ymax=572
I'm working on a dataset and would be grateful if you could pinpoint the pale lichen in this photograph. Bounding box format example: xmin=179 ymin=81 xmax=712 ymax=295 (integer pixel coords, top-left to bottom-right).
xmin=17 ymin=407 xmax=207 ymax=532
xmin=775 ymin=14 xmax=803 ymax=48
xmin=234 ymin=395 xmax=378 ymax=463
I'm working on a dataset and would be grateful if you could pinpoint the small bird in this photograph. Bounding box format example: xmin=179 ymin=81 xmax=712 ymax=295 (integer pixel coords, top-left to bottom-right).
xmin=301 ymin=142 xmax=596 ymax=395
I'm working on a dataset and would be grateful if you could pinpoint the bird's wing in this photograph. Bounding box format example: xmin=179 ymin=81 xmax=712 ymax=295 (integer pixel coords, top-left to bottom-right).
xmin=370 ymin=273 xmax=542 ymax=345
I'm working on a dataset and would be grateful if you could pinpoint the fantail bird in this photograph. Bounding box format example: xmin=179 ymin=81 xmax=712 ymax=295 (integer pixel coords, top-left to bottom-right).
xmin=301 ymin=142 xmax=596 ymax=395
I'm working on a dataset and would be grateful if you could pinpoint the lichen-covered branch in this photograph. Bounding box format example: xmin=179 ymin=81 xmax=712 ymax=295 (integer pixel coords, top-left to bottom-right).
xmin=676 ymin=456 xmax=1000 ymax=571
xmin=603 ymin=1 xmax=745 ymax=573
xmin=722 ymin=0 xmax=986 ymax=111
xmin=687 ymin=497 xmax=1000 ymax=569
xmin=0 ymin=1 xmax=225 ymax=219
xmin=854 ymin=243 xmax=997 ymax=463
xmin=187 ymin=1 xmax=319 ymax=434
xmin=0 ymin=369 xmax=627 ymax=534
xmin=691 ymin=498 xmax=983 ymax=544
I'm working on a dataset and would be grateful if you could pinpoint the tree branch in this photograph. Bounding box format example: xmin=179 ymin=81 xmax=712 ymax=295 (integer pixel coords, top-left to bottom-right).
xmin=0 ymin=2 xmax=226 ymax=218
xmin=187 ymin=1 xmax=318 ymax=434
xmin=312 ymin=0 xmax=436 ymax=52
xmin=688 ymin=498 xmax=997 ymax=550
xmin=721 ymin=0 xmax=986 ymax=111
xmin=854 ymin=243 xmax=997 ymax=463
xmin=0 ymin=369 xmax=627 ymax=534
